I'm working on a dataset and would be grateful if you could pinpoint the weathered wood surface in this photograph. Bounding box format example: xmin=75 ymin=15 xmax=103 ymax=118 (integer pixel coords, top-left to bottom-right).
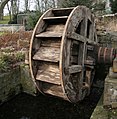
xmin=84 ymin=60 xmax=95 ymax=65
xmin=68 ymin=65 xmax=82 ymax=74
xmin=43 ymin=16 xmax=68 ymax=20
xmin=29 ymin=9 xmax=54 ymax=93
xmin=36 ymin=32 xmax=62 ymax=38
xmin=43 ymin=16 xmax=68 ymax=23
xmin=87 ymin=45 xmax=94 ymax=51
xmin=41 ymin=39 xmax=61 ymax=48
xmin=60 ymin=6 xmax=97 ymax=102
xmin=33 ymin=47 xmax=60 ymax=62
xmin=67 ymin=32 xmax=97 ymax=45
xmin=42 ymin=83 xmax=65 ymax=99
xmin=36 ymin=64 xmax=61 ymax=85
xmin=67 ymin=32 xmax=85 ymax=42
xmin=52 ymin=7 xmax=73 ymax=16
xmin=46 ymin=24 xmax=65 ymax=32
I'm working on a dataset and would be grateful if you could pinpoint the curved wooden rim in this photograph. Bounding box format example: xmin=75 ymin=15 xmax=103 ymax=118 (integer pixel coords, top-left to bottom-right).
xmin=60 ymin=6 xmax=97 ymax=102
xmin=60 ymin=6 xmax=85 ymax=102
xmin=29 ymin=9 xmax=53 ymax=93
xmin=60 ymin=6 xmax=78 ymax=102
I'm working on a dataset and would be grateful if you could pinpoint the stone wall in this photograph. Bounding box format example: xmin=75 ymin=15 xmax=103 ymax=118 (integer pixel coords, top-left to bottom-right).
xmin=96 ymin=14 xmax=117 ymax=32
xmin=20 ymin=64 xmax=36 ymax=95
xmin=0 ymin=64 xmax=36 ymax=105
xmin=91 ymin=95 xmax=117 ymax=119
xmin=104 ymin=75 xmax=117 ymax=108
xmin=96 ymin=14 xmax=117 ymax=49
xmin=96 ymin=14 xmax=117 ymax=108
xmin=0 ymin=67 xmax=21 ymax=104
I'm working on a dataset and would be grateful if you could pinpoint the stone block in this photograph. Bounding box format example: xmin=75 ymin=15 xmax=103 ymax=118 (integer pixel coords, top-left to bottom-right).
xmin=20 ymin=64 xmax=36 ymax=96
xmin=0 ymin=67 xmax=21 ymax=103
xmin=109 ymin=67 xmax=117 ymax=78
xmin=91 ymin=95 xmax=117 ymax=119
xmin=0 ymin=63 xmax=36 ymax=104
xmin=103 ymin=76 xmax=117 ymax=108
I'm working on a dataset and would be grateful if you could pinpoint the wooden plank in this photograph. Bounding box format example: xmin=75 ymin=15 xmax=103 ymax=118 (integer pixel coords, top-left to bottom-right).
xmin=68 ymin=65 xmax=82 ymax=74
xmin=52 ymin=8 xmax=73 ymax=16
xmin=46 ymin=24 xmax=65 ymax=33
xmin=87 ymin=45 xmax=94 ymax=50
xmin=43 ymin=16 xmax=68 ymax=23
xmin=87 ymin=39 xmax=97 ymax=45
xmin=53 ymin=7 xmax=74 ymax=11
xmin=43 ymin=16 xmax=68 ymax=20
xmin=41 ymin=39 xmax=61 ymax=48
xmin=84 ymin=60 xmax=95 ymax=65
xmin=85 ymin=65 xmax=94 ymax=69
xmin=33 ymin=47 xmax=60 ymax=62
xmin=67 ymin=32 xmax=85 ymax=42
xmin=29 ymin=10 xmax=53 ymax=80
xmin=67 ymin=32 xmax=97 ymax=45
xmin=36 ymin=64 xmax=61 ymax=85
xmin=35 ymin=32 xmax=62 ymax=38
xmin=42 ymin=83 xmax=65 ymax=98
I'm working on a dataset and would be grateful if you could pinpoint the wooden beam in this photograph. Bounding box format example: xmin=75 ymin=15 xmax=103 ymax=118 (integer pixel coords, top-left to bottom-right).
xmin=36 ymin=32 xmax=62 ymax=38
xmin=68 ymin=65 xmax=82 ymax=74
xmin=84 ymin=60 xmax=95 ymax=65
xmin=33 ymin=47 xmax=60 ymax=62
xmin=52 ymin=7 xmax=74 ymax=16
xmin=67 ymin=32 xmax=85 ymax=42
xmin=87 ymin=45 xmax=94 ymax=51
xmin=43 ymin=16 xmax=68 ymax=20
xmin=67 ymin=32 xmax=97 ymax=45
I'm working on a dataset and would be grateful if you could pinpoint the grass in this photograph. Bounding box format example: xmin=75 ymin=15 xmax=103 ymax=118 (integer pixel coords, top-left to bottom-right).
xmin=0 ymin=32 xmax=5 ymax=36
xmin=0 ymin=16 xmax=10 ymax=24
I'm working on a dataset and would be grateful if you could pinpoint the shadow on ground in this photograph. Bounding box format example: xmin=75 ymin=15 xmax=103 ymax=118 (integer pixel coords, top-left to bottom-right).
xmin=0 ymin=87 xmax=103 ymax=119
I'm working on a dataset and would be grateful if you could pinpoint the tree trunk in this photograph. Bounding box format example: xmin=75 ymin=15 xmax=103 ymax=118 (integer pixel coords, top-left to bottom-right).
xmin=7 ymin=3 xmax=11 ymax=21
xmin=0 ymin=0 xmax=10 ymax=20
xmin=35 ymin=0 xmax=41 ymax=11
xmin=0 ymin=8 xmax=3 ymax=20
xmin=25 ymin=0 xmax=29 ymax=12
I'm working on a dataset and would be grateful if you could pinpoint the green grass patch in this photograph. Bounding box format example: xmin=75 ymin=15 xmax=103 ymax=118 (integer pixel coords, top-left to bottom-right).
xmin=0 ymin=32 xmax=4 ymax=36
xmin=0 ymin=32 xmax=5 ymax=36
xmin=0 ymin=16 xmax=10 ymax=24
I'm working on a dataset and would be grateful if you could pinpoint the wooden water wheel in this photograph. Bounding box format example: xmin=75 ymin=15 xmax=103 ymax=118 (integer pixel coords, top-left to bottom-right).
xmin=29 ymin=6 xmax=98 ymax=103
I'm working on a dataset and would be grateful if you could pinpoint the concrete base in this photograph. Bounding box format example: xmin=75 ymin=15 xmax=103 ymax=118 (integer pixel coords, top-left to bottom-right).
xmin=91 ymin=95 xmax=117 ymax=119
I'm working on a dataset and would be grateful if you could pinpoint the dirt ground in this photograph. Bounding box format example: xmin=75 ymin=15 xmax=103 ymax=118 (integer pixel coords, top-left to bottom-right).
xmin=0 ymin=86 xmax=104 ymax=119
